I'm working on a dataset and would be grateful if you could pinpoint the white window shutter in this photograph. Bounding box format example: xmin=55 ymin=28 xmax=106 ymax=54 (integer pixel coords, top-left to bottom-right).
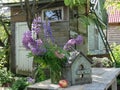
xmin=98 ymin=30 xmax=106 ymax=54
xmin=88 ymin=23 xmax=95 ymax=53
xmin=88 ymin=23 xmax=105 ymax=55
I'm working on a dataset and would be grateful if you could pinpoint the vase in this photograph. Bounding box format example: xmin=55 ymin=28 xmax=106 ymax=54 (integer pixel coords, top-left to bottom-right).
xmin=50 ymin=68 xmax=61 ymax=84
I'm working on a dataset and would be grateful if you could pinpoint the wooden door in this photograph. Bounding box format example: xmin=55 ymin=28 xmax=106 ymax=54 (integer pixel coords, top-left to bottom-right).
xmin=15 ymin=22 xmax=33 ymax=75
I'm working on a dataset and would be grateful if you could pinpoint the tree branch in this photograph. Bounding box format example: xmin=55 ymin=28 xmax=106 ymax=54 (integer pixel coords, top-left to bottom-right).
xmin=0 ymin=18 xmax=10 ymax=37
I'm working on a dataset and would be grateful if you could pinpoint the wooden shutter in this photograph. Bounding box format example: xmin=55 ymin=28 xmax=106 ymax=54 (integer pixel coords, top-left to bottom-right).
xmin=88 ymin=23 xmax=106 ymax=55
xmin=88 ymin=23 xmax=96 ymax=54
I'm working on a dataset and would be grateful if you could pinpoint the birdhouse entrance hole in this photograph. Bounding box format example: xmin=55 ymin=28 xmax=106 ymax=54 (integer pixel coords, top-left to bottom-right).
xmin=79 ymin=64 xmax=84 ymax=79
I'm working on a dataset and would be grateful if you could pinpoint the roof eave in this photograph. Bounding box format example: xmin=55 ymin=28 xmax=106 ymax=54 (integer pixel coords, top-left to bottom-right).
xmin=3 ymin=0 xmax=63 ymax=7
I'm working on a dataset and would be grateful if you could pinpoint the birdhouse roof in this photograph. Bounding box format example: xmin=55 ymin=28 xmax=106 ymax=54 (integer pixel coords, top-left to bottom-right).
xmin=65 ymin=51 xmax=93 ymax=67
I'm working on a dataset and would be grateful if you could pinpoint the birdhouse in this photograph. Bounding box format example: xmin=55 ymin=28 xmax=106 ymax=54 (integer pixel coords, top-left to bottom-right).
xmin=62 ymin=51 xmax=92 ymax=85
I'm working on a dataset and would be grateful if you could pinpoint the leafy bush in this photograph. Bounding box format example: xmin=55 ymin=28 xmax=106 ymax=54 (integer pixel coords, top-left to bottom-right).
xmin=92 ymin=57 xmax=112 ymax=67
xmin=11 ymin=77 xmax=35 ymax=90
xmin=12 ymin=78 xmax=29 ymax=90
xmin=0 ymin=68 xmax=14 ymax=86
xmin=0 ymin=47 xmax=7 ymax=69
xmin=111 ymin=43 xmax=120 ymax=67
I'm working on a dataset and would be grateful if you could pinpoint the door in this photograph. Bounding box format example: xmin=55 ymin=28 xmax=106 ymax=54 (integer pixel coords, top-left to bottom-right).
xmin=15 ymin=22 xmax=33 ymax=75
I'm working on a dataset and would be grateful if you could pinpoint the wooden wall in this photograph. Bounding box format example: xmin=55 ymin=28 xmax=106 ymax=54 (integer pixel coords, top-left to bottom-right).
xmin=11 ymin=6 xmax=26 ymax=22
xmin=107 ymin=23 xmax=120 ymax=45
xmin=10 ymin=1 xmax=69 ymax=47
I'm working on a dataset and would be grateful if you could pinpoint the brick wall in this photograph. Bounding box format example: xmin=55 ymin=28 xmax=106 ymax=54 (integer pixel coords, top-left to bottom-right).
xmin=107 ymin=24 xmax=120 ymax=45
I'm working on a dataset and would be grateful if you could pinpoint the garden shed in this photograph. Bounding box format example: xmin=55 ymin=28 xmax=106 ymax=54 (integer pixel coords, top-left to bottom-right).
xmin=5 ymin=0 xmax=108 ymax=75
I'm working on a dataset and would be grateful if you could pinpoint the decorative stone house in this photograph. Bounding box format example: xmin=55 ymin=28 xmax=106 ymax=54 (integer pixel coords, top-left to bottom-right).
xmin=4 ymin=0 xmax=107 ymax=75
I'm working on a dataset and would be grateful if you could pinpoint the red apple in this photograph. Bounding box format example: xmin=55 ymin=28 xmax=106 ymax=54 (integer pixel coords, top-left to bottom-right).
xmin=59 ymin=79 xmax=68 ymax=88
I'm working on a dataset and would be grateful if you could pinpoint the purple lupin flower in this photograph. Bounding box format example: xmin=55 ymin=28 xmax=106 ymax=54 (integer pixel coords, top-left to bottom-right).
xmin=43 ymin=21 xmax=54 ymax=42
xmin=31 ymin=47 xmax=46 ymax=55
xmin=36 ymin=39 xmax=43 ymax=47
xmin=22 ymin=30 xmax=45 ymax=55
xmin=31 ymin=16 xmax=41 ymax=34
xmin=63 ymin=35 xmax=83 ymax=51
xmin=27 ymin=77 xmax=35 ymax=84
xmin=28 ymin=39 xmax=46 ymax=55
xmin=75 ymin=35 xmax=83 ymax=44
xmin=31 ymin=47 xmax=41 ymax=55
xmin=63 ymin=39 xmax=76 ymax=50
xmin=66 ymin=39 xmax=76 ymax=45
xmin=22 ymin=31 xmax=32 ymax=49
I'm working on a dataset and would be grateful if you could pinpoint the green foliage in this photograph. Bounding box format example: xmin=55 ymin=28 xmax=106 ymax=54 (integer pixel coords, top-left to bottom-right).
xmin=0 ymin=47 xmax=7 ymax=68
xmin=111 ymin=43 xmax=120 ymax=67
xmin=0 ymin=68 xmax=14 ymax=85
xmin=105 ymin=0 xmax=120 ymax=9
xmin=35 ymin=65 xmax=49 ymax=82
xmin=92 ymin=57 xmax=112 ymax=67
xmin=78 ymin=15 xmax=90 ymax=26
xmin=0 ymin=18 xmax=11 ymax=70
xmin=0 ymin=25 xmax=7 ymax=42
xmin=12 ymin=78 xmax=29 ymax=90
xmin=64 ymin=0 xmax=86 ymax=8
xmin=99 ymin=0 xmax=108 ymax=26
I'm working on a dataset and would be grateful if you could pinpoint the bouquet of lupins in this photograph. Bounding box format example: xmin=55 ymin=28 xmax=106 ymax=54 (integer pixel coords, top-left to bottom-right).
xmin=22 ymin=16 xmax=83 ymax=83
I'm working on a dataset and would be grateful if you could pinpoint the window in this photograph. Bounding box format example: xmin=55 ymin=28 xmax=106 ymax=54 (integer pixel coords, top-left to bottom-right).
xmin=42 ymin=7 xmax=63 ymax=22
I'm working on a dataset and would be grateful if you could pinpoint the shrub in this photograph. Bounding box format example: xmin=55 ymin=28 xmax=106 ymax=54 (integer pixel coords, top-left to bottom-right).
xmin=92 ymin=57 xmax=112 ymax=67
xmin=12 ymin=78 xmax=28 ymax=90
xmin=11 ymin=77 xmax=35 ymax=90
xmin=0 ymin=47 xmax=7 ymax=69
xmin=0 ymin=68 xmax=14 ymax=87
xmin=111 ymin=43 xmax=120 ymax=67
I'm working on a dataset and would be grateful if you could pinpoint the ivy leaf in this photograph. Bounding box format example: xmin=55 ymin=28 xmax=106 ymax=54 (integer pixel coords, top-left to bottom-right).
xmin=64 ymin=0 xmax=70 ymax=6
xmin=76 ymin=0 xmax=80 ymax=4
xmin=73 ymin=0 xmax=76 ymax=4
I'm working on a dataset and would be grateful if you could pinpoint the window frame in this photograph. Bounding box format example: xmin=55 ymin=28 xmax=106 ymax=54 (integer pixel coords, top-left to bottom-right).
xmin=42 ymin=6 xmax=64 ymax=22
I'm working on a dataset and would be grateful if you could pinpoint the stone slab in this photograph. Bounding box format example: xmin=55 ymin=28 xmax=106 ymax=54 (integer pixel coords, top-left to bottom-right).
xmin=27 ymin=68 xmax=120 ymax=90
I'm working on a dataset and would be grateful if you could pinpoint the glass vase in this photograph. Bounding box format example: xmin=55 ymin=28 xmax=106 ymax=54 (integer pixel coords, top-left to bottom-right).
xmin=50 ymin=68 xmax=61 ymax=84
